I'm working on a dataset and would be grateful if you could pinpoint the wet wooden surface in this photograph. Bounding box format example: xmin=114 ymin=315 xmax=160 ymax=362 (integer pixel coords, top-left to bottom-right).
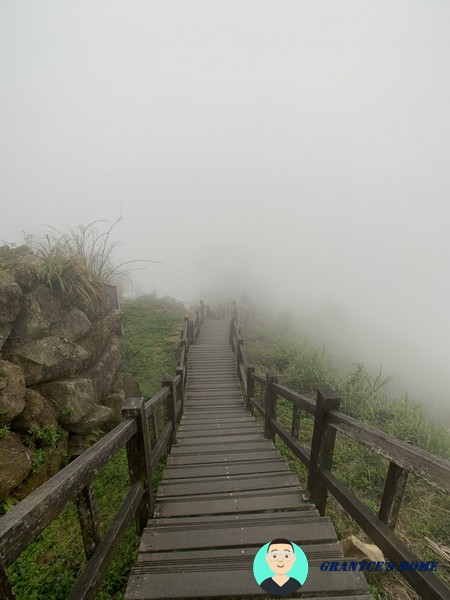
xmin=125 ymin=320 xmax=373 ymax=599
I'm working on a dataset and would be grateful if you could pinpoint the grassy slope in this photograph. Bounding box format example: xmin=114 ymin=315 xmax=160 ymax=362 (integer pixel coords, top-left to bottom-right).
xmin=243 ymin=317 xmax=450 ymax=600
xmin=5 ymin=299 xmax=184 ymax=600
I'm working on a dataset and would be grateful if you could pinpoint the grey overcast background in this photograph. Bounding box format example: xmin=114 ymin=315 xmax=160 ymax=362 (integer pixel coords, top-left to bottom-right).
xmin=1 ymin=2 xmax=449 ymax=412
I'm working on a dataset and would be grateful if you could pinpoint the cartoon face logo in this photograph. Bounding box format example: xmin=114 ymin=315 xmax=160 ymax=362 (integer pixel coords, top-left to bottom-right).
xmin=253 ymin=538 xmax=308 ymax=597
xmin=265 ymin=541 xmax=297 ymax=575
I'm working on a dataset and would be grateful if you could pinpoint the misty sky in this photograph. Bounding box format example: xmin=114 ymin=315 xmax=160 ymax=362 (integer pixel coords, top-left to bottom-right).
xmin=2 ymin=2 xmax=450 ymax=409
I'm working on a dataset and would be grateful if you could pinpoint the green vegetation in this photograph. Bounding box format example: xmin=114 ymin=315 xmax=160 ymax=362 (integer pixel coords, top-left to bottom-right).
xmin=244 ymin=317 xmax=450 ymax=599
xmin=0 ymin=423 xmax=10 ymax=439
xmin=36 ymin=218 xmax=158 ymax=310
xmin=5 ymin=296 xmax=184 ymax=599
xmin=121 ymin=296 xmax=186 ymax=396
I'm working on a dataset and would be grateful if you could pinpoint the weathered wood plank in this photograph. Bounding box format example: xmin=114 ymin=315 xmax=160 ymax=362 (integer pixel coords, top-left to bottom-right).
xmin=176 ymin=433 xmax=264 ymax=445
xmin=162 ymin=459 xmax=290 ymax=478
xmin=126 ymin=563 xmax=369 ymax=599
xmin=153 ymin=491 xmax=305 ymax=517
xmin=140 ymin=518 xmax=337 ymax=551
xmin=171 ymin=440 xmax=275 ymax=454
xmin=168 ymin=447 xmax=281 ymax=464
xmin=158 ymin=471 xmax=299 ymax=496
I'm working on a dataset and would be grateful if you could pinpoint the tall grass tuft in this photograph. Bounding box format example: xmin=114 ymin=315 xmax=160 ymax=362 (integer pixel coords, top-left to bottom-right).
xmin=36 ymin=217 xmax=159 ymax=311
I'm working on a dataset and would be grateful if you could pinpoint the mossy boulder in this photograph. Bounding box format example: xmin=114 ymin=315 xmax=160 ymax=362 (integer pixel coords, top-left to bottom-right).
xmin=14 ymin=284 xmax=62 ymax=339
xmin=0 ymin=270 xmax=22 ymax=325
xmin=0 ymin=432 xmax=33 ymax=500
xmin=37 ymin=378 xmax=95 ymax=430
xmin=49 ymin=307 xmax=91 ymax=342
xmin=0 ymin=359 xmax=26 ymax=422
xmin=12 ymin=388 xmax=58 ymax=432
xmin=102 ymin=389 xmax=126 ymax=424
xmin=6 ymin=337 xmax=90 ymax=385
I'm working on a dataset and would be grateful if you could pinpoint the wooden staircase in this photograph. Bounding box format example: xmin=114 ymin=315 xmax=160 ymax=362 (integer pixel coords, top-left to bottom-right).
xmin=125 ymin=320 xmax=373 ymax=599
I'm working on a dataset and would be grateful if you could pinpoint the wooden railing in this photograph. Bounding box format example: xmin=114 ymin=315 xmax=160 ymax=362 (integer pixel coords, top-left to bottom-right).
xmin=0 ymin=304 xmax=205 ymax=600
xmin=229 ymin=316 xmax=450 ymax=600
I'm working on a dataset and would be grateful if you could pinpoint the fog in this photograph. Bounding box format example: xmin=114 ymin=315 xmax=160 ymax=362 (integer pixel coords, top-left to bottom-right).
xmin=2 ymin=2 xmax=450 ymax=413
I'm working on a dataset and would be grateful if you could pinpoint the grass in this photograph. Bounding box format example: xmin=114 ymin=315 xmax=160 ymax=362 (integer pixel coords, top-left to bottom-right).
xmin=35 ymin=218 xmax=159 ymax=312
xmin=4 ymin=296 xmax=185 ymax=599
xmin=243 ymin=317 xmax=450 ymax=600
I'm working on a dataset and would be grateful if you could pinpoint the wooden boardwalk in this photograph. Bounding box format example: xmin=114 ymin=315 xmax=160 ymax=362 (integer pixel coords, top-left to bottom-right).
xmin=125 ymin=320 xmax=373 ymax=599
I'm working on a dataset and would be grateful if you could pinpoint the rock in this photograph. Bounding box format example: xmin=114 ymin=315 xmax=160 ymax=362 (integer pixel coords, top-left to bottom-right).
xmin=68 ymin=403 xmax=113 ymax=435
xmin=49 ymin=307 xmax=91 ymax=342
xmin=115 ymin=372 xmax=142 ymax=398
xmin=0 ymin=270 xmax=22 ymax=325
xmin=74 ymin=287 xmax=111 ymax=323
xmin=7 ymin=253 xmax=43 ymax=290
xmin=0 ymin=360 xmax=26 ymax=422
xmin=14 ymin=284 xmax=62 ymax=339
xmin=38 ymin=378 xmax=95 ymax=429
xmin=0 ymin=432 xmax=33 ymax=500
xmin=0 ymin=323 xmax=12 ymax=350
xmin=68 ymin=433 xmax=95 ymax=454
xmin=340 ymin=535 xmax=385 ymax=563
xmin=6 ymin=336 xmax=90 ymax=385
xmin=86 ymin=336 xmax=122 ymax=402
xmin=12 ymin=437 xmax=68 ymax=501
xmin=12 ymin=389 xmax=58 ymax=432
xmin=80 ymin=310 xmax=123 ymax=366
xmin=102 ymin=389 xmax=125 ymax=424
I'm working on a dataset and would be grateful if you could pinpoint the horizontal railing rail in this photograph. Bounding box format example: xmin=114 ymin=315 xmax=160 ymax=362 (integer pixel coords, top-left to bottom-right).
xmin=0 ymin=303 xmax=205 ymax=600
xmin=230 ymin=314 xmax=450 ymax=600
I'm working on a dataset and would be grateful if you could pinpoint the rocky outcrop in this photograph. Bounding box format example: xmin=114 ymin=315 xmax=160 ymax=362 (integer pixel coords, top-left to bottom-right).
xmin=49 ymin=307 xmax=91 ymax=342
xmin=79 ymin=310 xmax=122 ymax=363
xmin=38 ymin=378 xmax=96 ymax=429
xmin=0 ymin=433 xmax=33 ymax=500
xmin=68 ymin=404 xmax=113 ymax=435
xmin=102 ymin=389 xmax=126 ymax=424
xmin=115 ymin=372 xmax=142 ymax=398
xmin=13 ymin=389 xmax=58 ymax=432
xmin=0 ymin=245 xmax=127 ymax=499
xmin=0 ymin=270 xmax=22 ymax=325
xmin=87 ymin=335 xmax=122 ymax=402
xmin=14 ymin=284 xmax=62 ymax=339
xmin=0 ymin=324 xmax=12 ymax=350
xmin=12 ymin=435 xmax=68 ymax=501
xmin=0 ymin=360 xmax=26 ymax=422
xmin=7 ymin=336 xmax=90 ymax=386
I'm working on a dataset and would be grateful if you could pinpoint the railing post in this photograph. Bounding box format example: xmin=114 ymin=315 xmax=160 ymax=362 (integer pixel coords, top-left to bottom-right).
xmin=200 ymin=300 xmax=205 ymax=324
xmin=236 ymin=337 xmax=244 ymax=382
xmin=264 ymin=371 xmax=278 ymax=441
xmin=232 ymin=304 xmax=238 ymax=321
xmin=194 ymin=310 xmax=200 ymax=338
xmin=229 ymin=318 xmax=234 ymax=347
xmin=162 ymin=379 xmax=177 ymax=445
xmin=292 ymin=405 xmax=300 ymax=439
xmin=0 ymin=556 xmax=15 ymax=599
xmin=69 ymin=452 xmax=101 ymax=560
xmin=378 ymin=462 xmax=409 ymax=530
xmin=308 ymin=387 xmax=341 ymax=516
xmin=246 ymin=365 xmax=255 ymax=412
xmin=122 ymin=397 xmax=153 ymax=531
xmin=176 ymin=366 xmax=185 ymax=421
xmin=148 ymin=411 xmax=157 ymax=447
